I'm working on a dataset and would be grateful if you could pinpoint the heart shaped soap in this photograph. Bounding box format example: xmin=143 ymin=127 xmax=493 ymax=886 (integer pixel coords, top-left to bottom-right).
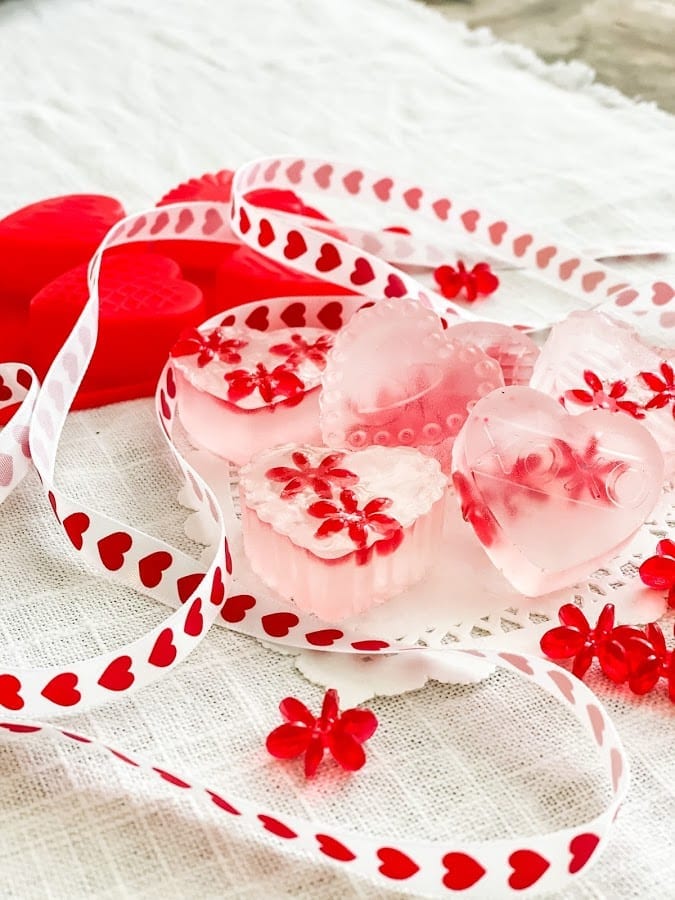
xmin=451 ymin=386 xmax=664 ymax=596
xmin=320 ymin=299 xmax=504 ymax=471
xmin=531 ymin=311 xmax=675 ymax=477
xmin=239 ymin=443 xmax=448 ymax=621
xmin=444 ymin=321 xmax=540 ymax=386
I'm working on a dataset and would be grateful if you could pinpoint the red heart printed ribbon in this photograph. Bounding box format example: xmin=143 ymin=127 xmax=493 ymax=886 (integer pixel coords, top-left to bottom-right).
xmin=4 ymin=153 xmax=666 ymax=894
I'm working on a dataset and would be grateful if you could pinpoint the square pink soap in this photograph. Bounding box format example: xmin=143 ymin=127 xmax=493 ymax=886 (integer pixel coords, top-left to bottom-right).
xmin=239 ymin=444 xmax=449 ymax=622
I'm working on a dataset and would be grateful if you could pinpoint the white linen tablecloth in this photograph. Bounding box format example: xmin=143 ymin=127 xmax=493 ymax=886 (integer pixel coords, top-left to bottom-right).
xmin=0 ymin=0 xmax=674 ymax=897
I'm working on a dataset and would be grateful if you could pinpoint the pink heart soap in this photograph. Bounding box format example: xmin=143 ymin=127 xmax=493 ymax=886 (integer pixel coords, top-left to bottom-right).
xmin=320 ymin=299 xmax=503 ymax=470
xmin=239 ymin=443 xmax=448 ymax=621
xmin=451 ymin=386 xmax=664 ymax=596
xmin=444 ymin=321 xmax=540 ymax=386
xmin=531 ymin=310 xmax=675 ymax=477
xmin=172 ymin=323 xmax=335 ymax=465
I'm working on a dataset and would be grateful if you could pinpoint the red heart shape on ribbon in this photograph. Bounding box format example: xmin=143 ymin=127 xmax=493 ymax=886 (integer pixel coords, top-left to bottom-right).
xmin=62 ymin=512 xmax=91 ymax=551
xmin=569 ymin=833 xmax=600 ymax=874
xmin=207 ymin=790 xmax=241 ymax=816
xmin=41 ymin=672 xmax=81 ymax=707
xmin=209 ymin=567 xmax=225 ymax=605
xmin=283 ymin=230 xmax=307 ymax=260
xmin=316 ymin=834 xmax=356 ymax=862
xmin=305 ymin=629 xmax=344 ymax=647
xmin=138 ymin=551 xmax=173 ymax=589
xmin=442 ymin=852 xmax=487 ymax=890
xmin=280 ymin=302 xmax=307 ymax=327
xmin=177 ymin=572 xmax=205 ymax=604
xmin=184 ymin=598 xmax=204 ymax=636
xmin=0 ymin=674 xmax=24 ymax=711
xmin=97 ymin=531 xmax=133 ymax=572
xmin=258 ymin=814 xmax=297 ymax=839
xmin=317 ymin=301 xmax=343 ymax=330
xmin=261 ymin=612 xmax=299 ymax=638
xmin=245 ymin=305 xmax=269 ymax=331
xmin=349 ymin=258 xmax=375 ymax=286
xmin=98 ymin=655 xmax=135 ymax=691
xmin=507 ymin=850 xmax=550 ymax=890
xmin=316 ymin=243 xmax=342 ymax=273
xmin=148 ymin=628 xmax=177 ymax=668
xmin=221 ymin=594 xmax=256 ymax=623
xmin=376 ymin=847 xmax=420 ymax=880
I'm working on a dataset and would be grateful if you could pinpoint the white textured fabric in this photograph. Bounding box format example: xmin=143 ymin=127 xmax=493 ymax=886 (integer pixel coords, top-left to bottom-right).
xmin=0 ymin=0 xmax=674 ymax=897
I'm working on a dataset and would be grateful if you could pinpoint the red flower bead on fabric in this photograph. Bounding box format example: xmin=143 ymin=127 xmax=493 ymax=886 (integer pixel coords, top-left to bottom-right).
xmin=640 ymin=362 xmax=675 ymax=419
xmin=562 ymin=370 xmax=644 ymax=419
xmin=269 ymin=333 xmax=334 ymax=369
xmin=171 ymin=328 xmax=248 ymax=367
xmin=639 ymin=539 xmax=675 ymax=608
xmin=224 ymin=362 xmax=304 ymax=404
xmin=307 ymin=488 xmax=402 ymax=549
xmin=266 ymin=689 xmax=378 ymax=777
xmin=433 ymin=261 xmax=499 ymax=302
xmin=265 ymin=451 xmax=358 ymax=500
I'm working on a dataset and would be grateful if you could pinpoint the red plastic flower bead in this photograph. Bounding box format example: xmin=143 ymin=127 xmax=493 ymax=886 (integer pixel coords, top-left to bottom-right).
xmin=171 ymin=328 xmax=248 ymax=367
xmin=640 ymin=362 xmax=675 ymax=418
xmin=434 ymin=261 xmax=499 ymax=302
xmin=308 ymin=488 xmax=402 ymax=550
xmin=639 ymin=539 xmax=675 ymax=608
xmin=562 ymin=370 xmax=644 ymax=419
xmin=266 ymin=451 xmax=358 ymax=500
xmin=554 ymin=437 xmax=626 ymax=503
xmin=224 ymin=362 xmax=304 ymax=404
xmin=266 ymin=689 xmax=378 ymax=777
xmin=269 ymin=333 xmax=334 ymax=369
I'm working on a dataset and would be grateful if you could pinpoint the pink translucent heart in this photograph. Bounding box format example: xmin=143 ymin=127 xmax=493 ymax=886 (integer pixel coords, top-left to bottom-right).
xmin=444 ymin=321 xmax=540 ymax=386
xmin=451 ymin=386 xmax=664 ymax=596
xmin=531 ymin=311 xmax=675 ymax=477
xmin=320 ymin=299 xmax=503 ymax=471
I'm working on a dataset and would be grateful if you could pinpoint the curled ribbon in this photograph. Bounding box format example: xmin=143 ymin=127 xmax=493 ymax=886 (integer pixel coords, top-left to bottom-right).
xmin=4 ymin=153 xmax=665 ymax=894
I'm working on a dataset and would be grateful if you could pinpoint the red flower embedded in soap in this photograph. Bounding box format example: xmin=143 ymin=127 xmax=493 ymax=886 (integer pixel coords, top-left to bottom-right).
xmin=452 ymin=471 xmax=499 ymax=547
xmin=562 ymin=370 xmax=644 ymax=419
xmin=171 ymin=328 xmax=248 ymax=367
xmin=266 ymin=451 xmax=358 ymax=500
xmin=269 ymin=333 xmax=334 ymax=369
xmin=553 ymin=436 xmax=626 ymax=503
xmin=640 ymin=362 xmax=675 ymax=419
xmin=433 ymin=261 xmax=499 ymax=302
xmin=639 ymin=539 xmax=675 ymax=608
xmin=308 ymin=488 xmax=402 ymax=551
xmin=224 ymin=362 xmax=305 ymax=405
xmin=266 ymin=688 xmax=378 ymax=777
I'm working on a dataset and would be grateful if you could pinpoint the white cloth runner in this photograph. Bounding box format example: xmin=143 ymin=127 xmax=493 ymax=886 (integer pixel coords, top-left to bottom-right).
xmin=0 ymin=0 xmax=674 ymax=897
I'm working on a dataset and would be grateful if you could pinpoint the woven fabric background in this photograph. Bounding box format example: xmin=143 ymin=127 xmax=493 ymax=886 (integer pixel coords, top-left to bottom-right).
xmin=0 ymin=0 xmax=674 ymax=897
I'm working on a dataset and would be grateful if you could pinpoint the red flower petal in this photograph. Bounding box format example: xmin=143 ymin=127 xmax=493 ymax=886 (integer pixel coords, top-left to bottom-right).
xmin=364 ymin=497 xmax=393 ymax=516
xmin=327 ymin=729 xmax=367 ymax=772
xmin=540 ymin=626 xmax=586 ymax=659
xmin=291 ymin=451 xmax=310 ymax=469
xmin=339 ymin=708 xmax=378 ymax=742
xmin=280 ymin=478 xmax=305 ymax=499
xmin=340 ymin=489 xmax=359 ymax=513
xmin=596 ymin=603 xmax=616 ymax=635
xmin=640 ymin=371 xmax=668 ymax=392
xmin=639 ymin=555 xmax=675 ymax=590
xmin=609 ymin=380 xmax=628 ymax=399
xmin=645 ymin=394 xmax=670 ymax=409
xmin=472 ymin=267 xmax=499 ymax=296
xmin=304 ymin=736 xmax=325 ymax=777
xmin=598 ymin=639 xmax=629 ymax=684
xmin=572 ymin=644 xmax=595 ymax=678
xmin=583 ymin=370 xmax=603 ymax=392
xmin=661 ymin=362 xmax=674 ymax=385
xmin=657 ymin=539 xmax=675 ymax=558
xmin=564 ymin=390 xmax=594 ymax=405
xmin=308 ymin=500 xmax=339 ymax=519
xmin=347 ymin=521 xmax=368 ymax=546
xmin=558 ymin=604 xmax=589 ymax=631
xmin=266 ymin=723 xmax=312 ymax=759
xmin=279 ymin=696 xmax=315 ymax=726
xmin=266 ymin=466 xmax=300 ymax=483
xmin=315 ymin=519 xmax=345 ymax=538
xmin=320 ymin=688 xmax=340 ymax=723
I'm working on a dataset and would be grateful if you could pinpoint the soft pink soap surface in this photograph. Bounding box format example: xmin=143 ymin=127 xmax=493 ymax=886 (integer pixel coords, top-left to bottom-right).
xmin=451 ymin=385 xmax=665 ymax=596
xmin=444 ymin=321 xmax=540 ymax=387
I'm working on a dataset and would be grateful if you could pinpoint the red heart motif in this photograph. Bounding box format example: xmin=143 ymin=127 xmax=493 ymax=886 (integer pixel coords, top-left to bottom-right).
xmin=317 ymin=301 xmax=343 ymax=330
xmin=569 ymin=833 xmax=600 ymax=874
xmin=280 ymin=302 xmax=306 ymax=327
xmin=305 ymin=629 xmax=344 ymax=646
xmin=548 ymin=669 xmax=576 ymax=704
xmin=342 ymin=170 xmax=364 ymax=195
xmin=351 ymin=640 xmax=390 ymax=651
xmin=224 ymin=538 xmax=233 ymax=575
xmin=0 ymin=379 xmax=12 ymax=402
xmin=559 ymin=258 xmax=581 ymax=280
xmin=536 ymin=246 xmax=557 ymax=268
xmin=184 ymin=597 xmax=204 ymax=636
xmin=442 ymin=852 xmax=487 ymax=890
xmin=202 ymin=208 xmax=223 ymax=235
xmin=150 ymin=211 xmax=170 ymax=235
xmin=108 ymin=747 xmax=139 ymax=766
xmin=316 ymin=243 xmax=342 ymax=273
xmin=62 ymin=512 xmax=91 ymax=550
xmin=350 ymin=257 xmax=376 ymax=286
xmin=316 ymin=834 xmax=356 ymax=862
xmin=283 ymin=160 xmax=304 ymax=183
xmin=258 ymin=814 xmax=298 ymax=839
xmin=582 ymin=271 xmax=606 ymax=292
xmin=148 ymin=628 xmax=177 ymax=667
xmin=376 ymin=847 xmax=420 ymax=880
xmin=62 ymin=353 xmax=78 ymax=384
xmin=313 ymin=164 xmax=333 ymax=188
xmin=14 ymin=426 xmax=30 ymax=459
xmin=166 ymin=366 xmax=176 ymax=398
xmin=262 ymin=612 xmax=299 ymax=637
xmin=0 ymin=723 xmax=41 ymax=733
xmin=177 ymin=572 xmax=205 ymax=604
xmin=432 ymin=198 xmax=451 ymax=220
xmin=245 ymin=305 xmax=269 ymax=331
xmin=0 ymin=674 xmax=24 ymax=711
xmin=207 ymin=790 xmax=241 ymax=815
xmin=258 ymin=218 xmax=275 ymax=247
xmin=138 ymin=551 xmax=173 ymax=589
xmin=373 ymin=178 xmax=394 ymax=202
xmin=98 ymin=655 xmax=134 ymax=691
xmin=264 ymin=160 xmax=281 ymax=181
xmin=239 ymin=207 xmax=251 ymax=234
xmin=160 ymin=389 xmax=171 ymax=420
xmin=384 ymin=273 xmax=407 ymax=298
xmin=512 ymin=234 xmax=533 ymax=257
xmin=403 ymin=188 xmax=423 ymax=210
xmin=0 ymin=455 xmax=13 ymax=488
xmin=283 ymin=230 xmax=307 ymax=260
xmin=610 ymin=747 xmax=623 ymax=792
xmin=41 ymin=672 xmax=81 ymax=707
xmin=47 ymin=491 xmax=59 ymax=521
xmin=488 ymin=221 xmax=508 ymax=245
xmin=16 ymin=368 xmax=33 ymax=390
xmin=652 ymin=281 xmax=674 ymax=306
xmin=61 ymin=731 xmax=91 ymax=743
xmin=615 ymin=289 xmax=639 ymax=307
xmin=508 ymin=850 xmax=550 ymax=889
xmin=127 ymin=216 xmax=147 ymax=238
xmin=153 ymin=768 xmax=191 ymax=788
xmin=221 ymin=593 xmax=256 ymax=623
xmin=175 ymin=209 xmax=194 ymax=233
xmin=460 ymin=210 xmax=480 ymax=232
xmin=498 ymin=652 xmax=534 ymax=675
xmin=210 ymin=566 xmax=226 ymax=605
xmin=97 ymin=531 xmax=133 ymax=571
xmin=586 ymin=703 xmax=605 ymax=746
